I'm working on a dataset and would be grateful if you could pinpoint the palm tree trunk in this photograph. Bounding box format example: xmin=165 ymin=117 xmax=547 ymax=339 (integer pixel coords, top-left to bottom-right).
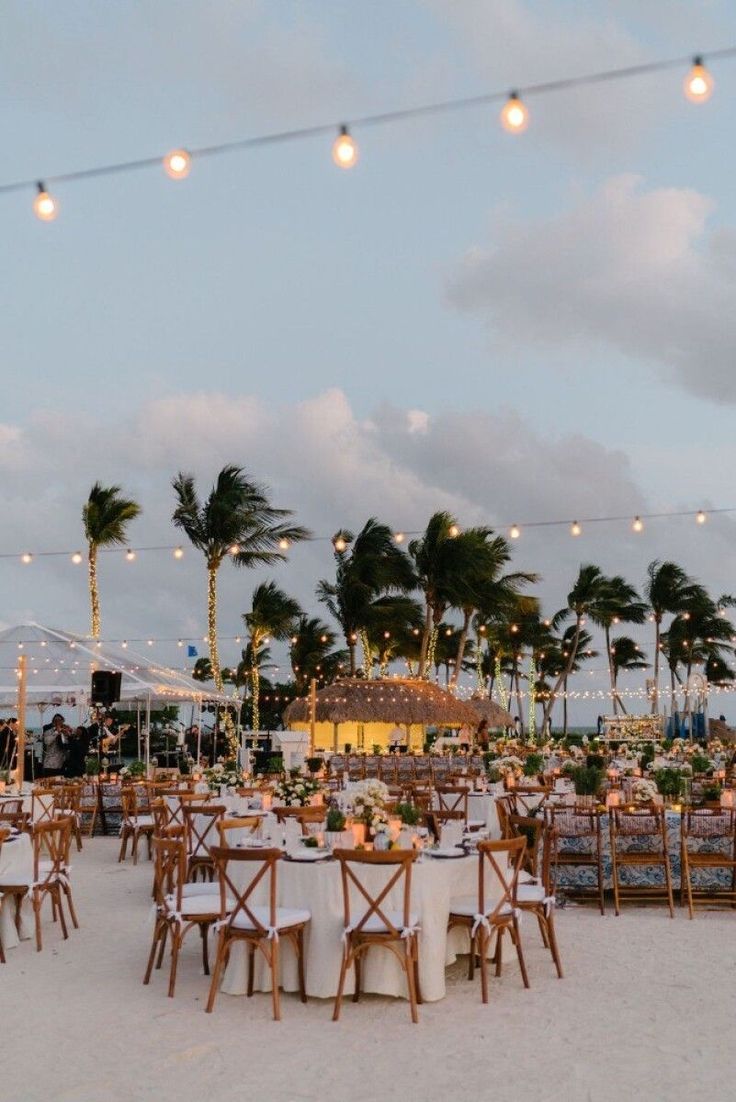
xmin=359 ymin=629 xmax=372 ymax=679
xmin=251 ymin=663 xmax=260 ymax=732
xmin=347 ymin=638 xmax=356 ymax=676
xmin=562 ymin=678 xmax=568 ymax=735
xmin=88 ymin=544 xmax=100 ymax=638
xmin=651 ymin=617 xmax=661 ymax=714
xmin=450 ymin=610 xmax=472 ymax=688
xmin=207 ymin=562 xmax=222 ymax=691
xmin=514 ymin=666 xmax=524 ymax=735
xmin=605 ymin=626 xmax=619 ymax=716
xmin=419 ymin=604 xmax=432 ymax=678
xmin=542 ymin=616 xmax=582 ymax=728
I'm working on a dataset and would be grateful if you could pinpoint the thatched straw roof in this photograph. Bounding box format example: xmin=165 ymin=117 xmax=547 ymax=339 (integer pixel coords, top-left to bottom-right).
xmin=466 ymin=695 xmax=515 ymax=729
xmin=283 ymin=678 xmax=480 ymax=726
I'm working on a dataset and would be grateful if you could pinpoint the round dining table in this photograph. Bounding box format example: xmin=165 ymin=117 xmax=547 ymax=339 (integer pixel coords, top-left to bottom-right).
xmin=0 ymin=831 xmax=33 ymax=950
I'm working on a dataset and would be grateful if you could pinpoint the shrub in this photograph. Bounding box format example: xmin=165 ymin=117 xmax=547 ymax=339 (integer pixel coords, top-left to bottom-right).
xmin=570 ymin=765 xmax=604 ymax=796
xmin=653 ymin=767 xmax=684 ymax=798
xmin=326 ymin=805 xmax=346 ymax=832
xmin=523 ymin=753 xmax=544 ymax=777
xmin=396 ymin=802 xmax=421 ymax=826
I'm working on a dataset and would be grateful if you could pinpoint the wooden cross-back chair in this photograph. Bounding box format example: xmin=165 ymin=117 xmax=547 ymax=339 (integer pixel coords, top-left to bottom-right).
xmin=494 ymin=794 xmax=516 ymax=840
xmin=680 ymin=807 xmax=736 ymax=918
xmin=273 ymin=806 xmax=325 ymax=835
xmin=119 ymin=787 xmax=156 ymax=865
xmin=514 ymin=823 xmax=564 ymax=979
xmin=31 ymin=790 xmax=56 ymax=826
xmin=0 ymin=799 xmax=28 ymax=833
xmin=425 ymin=808 xmax=465 ymax=844
xmin=217 ymin=816 xmax=262 ymax=847
xmin=332 ymin=848 xmax=421 ymax=1024
xmin=56 ymin=784 xmax=84 ymax=851
xmin=609 ymin=805 xmax=674 ymax=917
xmin=436 ymin=786 xmax=470 ymax=820
xmin=161 ymin=791 xmax=212 ymax=829
xmin=144 ymin=834 xmax=224 ymax=998
xmin=31 ymin=817 xmax=78 ymax=952
xmin=546 ymin=804 xmax=606 ymax=915
xmin=205 ymin=847 xmax=310 ymax=1020
xmin=447 ymin=835 xmax=529 ymax=1003
xmin=183 ymin=804 xmax=226 ymax=881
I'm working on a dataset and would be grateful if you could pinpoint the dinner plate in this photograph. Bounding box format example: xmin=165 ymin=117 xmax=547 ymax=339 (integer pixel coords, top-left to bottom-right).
xmin=286 ymin=849 xmax=331 ymax=862
xmin=425 ymin=847 xmax=466 ymax=859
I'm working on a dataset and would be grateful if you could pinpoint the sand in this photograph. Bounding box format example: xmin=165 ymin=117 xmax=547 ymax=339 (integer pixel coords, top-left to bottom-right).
xmin=2 ymin=838 xmax=734 ymax=1102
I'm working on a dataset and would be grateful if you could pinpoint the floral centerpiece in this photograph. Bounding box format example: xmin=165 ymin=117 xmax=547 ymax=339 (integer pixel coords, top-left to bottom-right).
xmin=631 ymin=778 xmax=659 ymax=804
xmin=351 ymin=778 xmax=390 ymax=835
xmin=272 ymin=769 xmax=321 ymax=807
xmin=205 ymin=761 xmax=244 ymax=791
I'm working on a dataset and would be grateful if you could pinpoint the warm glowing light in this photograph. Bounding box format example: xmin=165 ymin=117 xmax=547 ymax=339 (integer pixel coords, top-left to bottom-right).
xmin=632 ymin=516 xmax=644 ymax=533
xmin=570 ymin=520 xmax=581 ymax=536
xmin=71 ymin=551 xmax=82 ymax=564
xmin=177 ymin=639 xmax=183 ymax=647
xmin=500 ymin=92 xmax=528 ymax=133
xmin=394 ymin=532 xmax=405 ymax=543
xmin=125 ymin=549 xmax=136 ymax=561
xmin=21 ymin=553 xmax=32 ymax=564
xmin=173 ymin=546 xmax=184 ymax=559
xmin=278 ymin=538 xmax=290 ymax=550
xmin=684 ymin=57 xmax=713 ymax=103
xmin=147 ymin=639 xmax=153 ymax=646
xmin=122 ymin=640 xmax=128 ymax=648
xmin=164 ymin=149 xmax=191 ymax=179
xmin=333 ymin=534 xmax=348 ymax=553
xmin=33 ymin=182 xmax=58 ymax=222
xmin=696 ymin=510 xmax=706 ymax=525
xmin=448 ymin=524 xmax=460 ymax=538
xmin=510 ymin=524 xmax=521 ymax=539
xmin=229 ymin=544 xmax=240 ymax=556
xmin=332 ymin=125 xmax=358 ymax=168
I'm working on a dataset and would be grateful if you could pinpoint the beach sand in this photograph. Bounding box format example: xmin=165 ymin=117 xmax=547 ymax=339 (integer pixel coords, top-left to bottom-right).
xmin=2 ymin=839 xmax=733 ymax=1102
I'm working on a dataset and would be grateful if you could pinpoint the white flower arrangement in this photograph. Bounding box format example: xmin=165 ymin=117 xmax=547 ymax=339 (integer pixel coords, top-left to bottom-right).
xmin=496 ymin=755 xmax=524 ymax=776
xmin=204 ymin=761 xmax=243 ymax=791
xmin=631 ymin=778 xmax=659 ymax=804
xmin=272 ymin=770 xmax=321 ymax=807
xmin=352 ymin=778 xmax=390 ymax=829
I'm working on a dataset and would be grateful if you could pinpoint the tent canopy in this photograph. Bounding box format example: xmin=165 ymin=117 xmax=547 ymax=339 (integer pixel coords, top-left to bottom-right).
xmin=0 ymin=623 xmax=232 ymax=708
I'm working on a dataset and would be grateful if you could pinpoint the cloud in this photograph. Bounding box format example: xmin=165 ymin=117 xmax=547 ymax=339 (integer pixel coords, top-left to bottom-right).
xmin=448 ymin=174 xmax=736 ymax=403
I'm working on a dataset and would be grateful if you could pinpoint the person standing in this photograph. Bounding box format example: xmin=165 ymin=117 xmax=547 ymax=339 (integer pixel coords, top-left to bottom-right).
xmin=42 ymin=714 xmax=70 ymax=777
xmin=64 ymin=726 xmax=91 ymax=777
xmin=0 ymin=717 xmax=17 ymax=771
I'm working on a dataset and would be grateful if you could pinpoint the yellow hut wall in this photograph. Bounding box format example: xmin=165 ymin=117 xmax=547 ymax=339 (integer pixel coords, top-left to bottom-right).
xmin=288 ymin=721 xmax=426 ymax=753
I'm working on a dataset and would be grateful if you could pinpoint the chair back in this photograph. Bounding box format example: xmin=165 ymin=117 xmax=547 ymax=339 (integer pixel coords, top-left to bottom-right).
xmin=476 ymin=836 xmax=526 ymax=920
xmin=33 ymin=818 xmax=71 ymax=885
xmin=547 ymin=804 xmax=602 ymax=839
xmin=210 ymin=846 xmax=281 ymax=934
xmin=151 ymin=834 xmax=187 ymax=914
xmin=217 ymin=816 xmax=261 ymax=847
xmin=508 ymin=813 xmax=545 ymax=878
xmin=333 ymin=848 xmax=417 ymax=937
xmin=437 ymin=786 xmax=469 ymax=818
xmin=610 ymin=804 xmax=665 ymax=838
xmin=183 ymin=804 xmax=226 ymax=861
xmin=273 ymin=805 xmax=325 ymax=834
xmin=681 ymin=806 xmax=736 ymax=843
xmin=495 ymin=794 xmax=516 ymax=839
xmin=162 ymin=791 xmax=212 ymax=827
xmin=31 ymin=790 xmax=56 ymax=825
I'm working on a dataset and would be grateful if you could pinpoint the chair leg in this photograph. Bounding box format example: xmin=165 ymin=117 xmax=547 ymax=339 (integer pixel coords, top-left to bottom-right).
xmin=545 ymin=910 xmax=564 ymax=978
xmin=494 ymin=929 xmax=503 ymax=977
xmin=511 ymin=918 xmax=530 ymax=988
xmin=353 ymin=950 xmax=361 ymax=1003
xmin=156 ymin=923 xmax=169 ymax=969
xmin=270 ymin=939 xmax=281 ymax=1021
xmin=536 ymin=912 xmax=549 ymax=947
xmin=467 ymin=928 xmax=475 ymax=980
xmin=118 ymin=830 xmax=128 ymax=863
xmin=144 ymin=922 xmax=163 ymax=984
xmin=296 ymin=928 xmax=307 ymax=1004
xmin=684 ymin=855 xmax=694 ymax=919
xmin=201 ymin=923 xmax=210 ymax=975
xmin=205 ymin=932 xmax=227 ymax=1013
xmin=478 ymin=927 xmax=490 ymax=1004
xmin=404 ymin=941 xmax=419 ymax=1023
xmin=132 ymin=832 xmax=139 ymax=866
xmin=332 ymin=946 xmax=350 ymax=1022
xmin=33 ymin=891 xmax=43 ymax=953
xmin=247 ymin=943 xmax=256 ymax=996
xmin=611 ymin=850 xmax=621 ymax=916
xmin=663 ymin=854 xmax=675 ymax=919
xmin=413 ymin=939 xmax=423 ymax=1005
xmin=56 ymin=887 xmax=69 ymax=940
xmin=168 ymin=930 xmax=181 ymax=998
xmin=62 ymin=883 xmax=79 ymax=930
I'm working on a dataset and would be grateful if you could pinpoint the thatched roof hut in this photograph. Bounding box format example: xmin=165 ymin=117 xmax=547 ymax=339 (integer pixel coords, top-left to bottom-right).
xmin=466 ymin=695 xmax=515 ymax=729
xmin=283 ymin=677 xmax=479 ymax=727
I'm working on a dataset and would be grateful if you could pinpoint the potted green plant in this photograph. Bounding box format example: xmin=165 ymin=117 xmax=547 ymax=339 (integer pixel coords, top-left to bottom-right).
xmin=324 ymin=804 xmax=351 ymax=849
xmin=570 ymin=765 xmax=604 ymax=804
xmin=701 ymin=782 xmax=723 ymax=806
xmin=523 ymin=753 xmax=544 ymax=778
xmin=653 ymin=767 xmax=684 ymax=804
xmin=395 ymin=802 xmax=421 ymax=848
xmin=305 ymin=756 xmax=323 ymax=776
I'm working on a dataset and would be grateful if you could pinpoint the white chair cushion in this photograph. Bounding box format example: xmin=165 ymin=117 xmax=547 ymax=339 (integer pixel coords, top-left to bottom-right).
xmin=516 ymin=882 xmax=547 ymax=904
xmin=131 ymin=815 xmax=154 ymax=828
xmin=164 ymin=892 xmax=223 ymax=916
xmin=229 ymin=905 xmax=311 ymax=931
xmin=355 ymin=910 xmax=419 ymax=934
xmin=449 ymin=895 xmax=490 ymax=918
xmin=182 ymin=881 xmax=220 ymax=898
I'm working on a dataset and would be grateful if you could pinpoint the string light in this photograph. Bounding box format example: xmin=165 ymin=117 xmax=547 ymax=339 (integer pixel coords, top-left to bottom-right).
xmin=510 ymin=525 xmax=521 ymax=540
xmin=632 ymin=516 xmax=644 ymax=533
xmin=21 ymin=553 xmax=32 ymax=564
xmin=33 ymin=182 xmax=58 ymax=222
xmin=163 ymin=149 xmax=191 ymax=179
xmin=125 ymin=548 xmax=136 ymax=561
xmin=500 ymin=92 xmax=529 ymax=133
xmin=278 ymin=538 xmax=290 ymax=550
xmin=333 ymin=532 xmax=349 ymax=553
xmin=448 ymin=524 xmax=460 ymax=538
xmin=570 ymin=521 xmax=581 ymax=537
xmin=684 ymin=56 xmax=714 ymax=102
xmin=332 ymin=125 xmax=358 ymax=169
xmin=71 ymin=551 xmax=82 ymax=564
xmin=229 ymin=544 xmax=240 ymax=556
xmin=394 ymin=532 xmax=405 ymax=544
xmin=696 ymin=510 xmax=707 ymax=525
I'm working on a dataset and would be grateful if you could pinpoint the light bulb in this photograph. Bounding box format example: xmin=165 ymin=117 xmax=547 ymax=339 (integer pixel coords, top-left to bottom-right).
xmin=173 ymin=546 xmax=184 ymax=559
xmin=164 ymin=149 xmax=191 ymax=179
xmin=126 ymin=549 xmax=136 ymax=561
xmin=147 ymin=639 xmax=153 ymax=646
xmin=333 ymin=534 xmax=348 ymax=552
xmin=448 ymin=524 xmax=460 ymax=538
xmin=229 ymin=544 xmax=240 ymax=555
xmin=696 ymin=510 xmax=706 ymax=525
xmin=684 ymin=57 xmax=713 ymax=103
xmin=632 ymin=516 xmax=644 ymax=533
xmin=278 ymin=538 xmax=290 ymax=550
xmin=21 ymin=553 xmax=32 ymax=564
xmin=510 ymin=524 xmax=520 ymax=539
xmin=33 ymin=182 xmax=58 ymax=222
xmin=500 ymin=92 xmax=528 ymax=133
xmin=122 ymin=640 xmax=128 ymax=649
xmin=177 ymin=639 xmax=183 ymax=647
xmin=570 ymin=521 xmax=581 ymax=537
xmin=71 ymin=551 xmax=82 ymax=564
xmin=332 ymin=125 xmax=358 ymax=169
xmin=394 ymin=532 xmax=404 ymax=544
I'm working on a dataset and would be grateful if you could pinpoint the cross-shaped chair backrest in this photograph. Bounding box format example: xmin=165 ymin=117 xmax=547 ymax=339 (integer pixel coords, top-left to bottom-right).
xmin=183 ymin=804 xmax=226 ymax=860
xmin=333 ymin=848 xmax=417 ymax=938
xmin=437 ymin=786 xmax=470 ymax=818
xmin=476 ymin=836 xmax=526 ymax=921
xmin=161 ymin=791 xmax=211 ymax=827
xmin=610 ymin=805 xmax=666 ymax=850
xmin=33 ymin=818 xmax=71 ymax=887
xmin=151 ymin=835 xmax=186 ymax=915
xmin=217 ymin=816 xmax=262 ymax=847
xmin=31 ymin=790 xmax=56 ymax=825
xmin=210 ymin=846 xmax=281 ymax=934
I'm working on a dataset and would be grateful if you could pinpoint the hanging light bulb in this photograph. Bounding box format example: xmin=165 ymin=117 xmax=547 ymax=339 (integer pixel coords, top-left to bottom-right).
xmin=125 ymin=548 xmax=136 ymax=561
xmin=333 ymin=532 xmax=349 ymax=553
xmin=570 ymin=521 xmax=581 ymax=537
xmin=278 ymin=538 xmax=290 ymax=550
xmin=394 ymin=532 xmax=405 ymax=544
xmin=684 ymin=56 xmax=713 ymax=103
xmin=500 ymin=92 xmax=529 ymax=133
xmin=696 ymin=510 xmax=707 ymax=525
xmin=173 ymin=546 xmax=184 ymax=559
xmin=163 ymin=149 xmax=191 ymax=180
xmin=632 ymin=516 xmax=644 ymax=533
xmin=229 ymin=544 xmax=240 ymax=556
xmin=121 ymin=640 xmax=128 ymax=649
xmin=21 ymin=553 xmax=32 ymax=564
xmin=510 ymin=524 xmax=521 ymax=539
xmin=71 ymin=551 xmax=82 ymax=564
xmin=147 ymin=639 xmax=153 ymax=646
xmin=332 ymin=125 xmax=358 ymax=169
xmin=177 ymin=639 xmax=183 ymax=647
xmin=33 ymin=182 xmax=58 ymax=222
xmin=448 ymin=524 xmax=460 ymax=538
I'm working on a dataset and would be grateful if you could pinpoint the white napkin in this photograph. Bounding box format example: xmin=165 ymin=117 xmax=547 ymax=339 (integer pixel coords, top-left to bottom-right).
xmin=439 ymin=820 xmax=464 ymax=848
xmin=283 ymin=818 xmax=303 ymax=853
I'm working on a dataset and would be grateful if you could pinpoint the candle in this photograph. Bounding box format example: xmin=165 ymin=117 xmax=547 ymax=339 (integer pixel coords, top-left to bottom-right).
xmin=0 ymin=779 xmax=6 ymax=795
xmin=606 ymin=790 xmax=621 ymax=808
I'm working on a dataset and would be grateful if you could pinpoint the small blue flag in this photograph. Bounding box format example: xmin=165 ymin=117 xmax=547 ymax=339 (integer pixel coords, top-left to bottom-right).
xmin=187 ymin=645 xmax=198 ymax=658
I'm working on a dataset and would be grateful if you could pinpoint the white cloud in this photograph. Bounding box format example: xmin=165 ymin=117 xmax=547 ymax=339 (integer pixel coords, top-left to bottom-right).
xmin=448 ymin=175 xmax=736 ymax=403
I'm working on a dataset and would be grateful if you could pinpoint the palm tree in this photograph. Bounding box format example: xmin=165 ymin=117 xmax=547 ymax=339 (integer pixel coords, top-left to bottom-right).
xmin=588 ymin=575 xmax=647 ymax=715
xmin=541 ymin=564 xmax=608 ymax=730
xmin=243 ymin=582 xmax=302 ymax=731
xmin=363 ymin=596 xmax=424 ymax=677
xmin=317 ymin=518 xmax=415 ymax=676
xmin=172 ymin=465 xmax=309 ymax=691
xmin=663 ymin=591 xmax=735 ymax=714
xmin=644 ymin=561 xmax=700 ymax=714
xmin=290 ymin=616 xmax=349 ymax=693
xmin=610 ymin=636 xmax=648 ymax=714
xmin=82 ymin=482 xmax=142 ymax=637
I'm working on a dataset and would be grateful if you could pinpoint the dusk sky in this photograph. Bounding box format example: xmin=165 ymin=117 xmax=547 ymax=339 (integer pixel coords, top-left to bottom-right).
xmin=2 ymin=1 xmax=736 ymax=718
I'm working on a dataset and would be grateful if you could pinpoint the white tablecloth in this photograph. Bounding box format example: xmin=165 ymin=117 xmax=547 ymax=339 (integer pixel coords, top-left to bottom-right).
xmin=0 ymin=833 xmax=33 ymax=950
xmin=220 ymin=853 xmax=492 ymax=1002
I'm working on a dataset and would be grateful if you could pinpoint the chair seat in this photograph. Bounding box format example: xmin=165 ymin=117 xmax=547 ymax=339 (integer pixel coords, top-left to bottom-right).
xmin=230 ymin=905 xmax=311 ymax=931
xmin=182 ymin=881 xmax=222 ymax=899
xmin=164 ymin=892 xmax=225 ymax=917
xmin=448 ymin=896 xmax=507 ymax=921
xmin=127 ymin=815 xmax=154 ymax=829
xmin=516 ymin=882 xmax=547 ymax=905
xmin=354 ymin=909 xmax=419 ymax=935
xmin=467 ymin=819 xmax=486 ymax=830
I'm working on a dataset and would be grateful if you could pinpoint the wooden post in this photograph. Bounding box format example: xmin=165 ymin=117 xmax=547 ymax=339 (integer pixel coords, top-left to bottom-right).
xmin=309 ymin=677 xmax=317 ymax=756
xmin=16 ymin=654 xmax=27 ymax=791
xmin=333 ymin=722 xmax=339 ymax=753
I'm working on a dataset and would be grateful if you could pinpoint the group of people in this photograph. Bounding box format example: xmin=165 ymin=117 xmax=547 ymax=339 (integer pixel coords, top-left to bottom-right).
xmin=0 ymin=710 xmax=127 ymax=779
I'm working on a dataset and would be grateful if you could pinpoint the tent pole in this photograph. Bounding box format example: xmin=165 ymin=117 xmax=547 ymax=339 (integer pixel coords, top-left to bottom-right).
xmin=309 ymin=678 xmax=317 ymax=756
xmin=196 ymin=700 xmax=202 ymax=765
xmin=16 ymin=655 xmax=27 ymax=791
xmin=145 ymin=694 xmax=151 ymax=776
xmin=136 ymin=701 xmax=141 ymax=760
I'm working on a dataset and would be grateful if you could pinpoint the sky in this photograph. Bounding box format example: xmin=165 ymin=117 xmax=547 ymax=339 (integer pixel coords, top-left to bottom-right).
xmin=2 ymin=1 xmax=736 ymax=722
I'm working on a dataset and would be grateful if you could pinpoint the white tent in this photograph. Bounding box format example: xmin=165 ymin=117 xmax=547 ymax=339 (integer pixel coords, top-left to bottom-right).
xmin=0 ymin=623 xmax=233 ymax=773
